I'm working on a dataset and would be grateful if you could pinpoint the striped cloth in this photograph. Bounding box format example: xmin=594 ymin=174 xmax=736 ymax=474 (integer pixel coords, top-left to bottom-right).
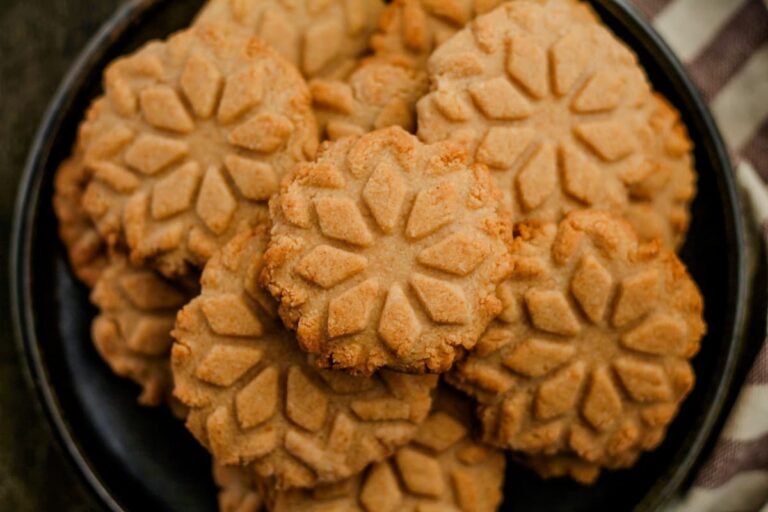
xmin=627 ymin=0 xmax=768 ymax=510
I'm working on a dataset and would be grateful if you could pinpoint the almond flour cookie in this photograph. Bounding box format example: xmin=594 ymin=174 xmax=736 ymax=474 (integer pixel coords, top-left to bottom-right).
xmin=623 ymin=94 xmax=695 ymax=247
xmin=309 ymin=56 xmax=429 ymax=141
xmin=53 ymin=151 xmax=108 ymax=287
xmin=195 ymin=0 xmax=384 ymax=79
xmin=269 ymin=386 xmax=505 ymax=512
xmin=262 ymin=127 xmax=512 ymax=375
xmin=370 ymin=0 xmax=509 ymax=68
xmin=446 ymin=210 xmax=706 ymax=483
xmin=416 ymin=0 xmax=696 ymax=249
xmin=91 ymin=255 xmax=198 ymax=407
xmin=81 ymin=24 xmax=318 ymax=277
xmin=213 ymin=462 xmax=264 ymax=512
xmin=172 ymin=226 xmax=438 ymax=490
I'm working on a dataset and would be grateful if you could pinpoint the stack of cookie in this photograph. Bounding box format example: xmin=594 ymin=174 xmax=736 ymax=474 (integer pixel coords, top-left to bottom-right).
xmin=53 ymin=0 xmax=706 ymax=509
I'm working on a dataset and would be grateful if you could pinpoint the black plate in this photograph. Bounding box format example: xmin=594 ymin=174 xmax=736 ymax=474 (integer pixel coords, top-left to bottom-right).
xmin=10 ymin=0 xmax=748 ymax=511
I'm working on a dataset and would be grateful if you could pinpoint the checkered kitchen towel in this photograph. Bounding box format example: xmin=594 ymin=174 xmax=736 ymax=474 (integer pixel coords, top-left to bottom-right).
xmin=626 ymin=0 xmax=768 ymax=510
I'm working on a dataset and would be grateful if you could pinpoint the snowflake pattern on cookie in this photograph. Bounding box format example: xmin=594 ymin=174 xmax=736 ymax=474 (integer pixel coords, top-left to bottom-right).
xmin=195 ymin=0 xmax=384 ymax=79
xmin=172 ymin=226 xmax=437 ymax=490
xmin=417 ymin=0 xmax=695 ymax=248
xmin=262 ymin=127 xmax=512 ymax=374
xmin=269 ymin=387 xmax=505 ymax=512
xmin=371 ymin=0 xmax=512 ymax=68
xmin=446 ymin=210 xmax=705 ymax=483
xmin=309 ymin=56 xmax=429 ymax=141
xmin=81 ymin=24 xmax=318 ymax=277
xmin=91 ymin=256 xmax=198 ymax=408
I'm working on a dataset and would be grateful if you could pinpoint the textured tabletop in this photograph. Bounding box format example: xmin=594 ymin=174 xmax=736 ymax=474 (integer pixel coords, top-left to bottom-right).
xmin=0 ymin=2 xmax=118 ymax=510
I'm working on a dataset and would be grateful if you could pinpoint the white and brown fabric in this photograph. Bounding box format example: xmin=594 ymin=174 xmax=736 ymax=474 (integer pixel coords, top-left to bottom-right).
xmin=628 ymin=1 xmax=768 ymax=510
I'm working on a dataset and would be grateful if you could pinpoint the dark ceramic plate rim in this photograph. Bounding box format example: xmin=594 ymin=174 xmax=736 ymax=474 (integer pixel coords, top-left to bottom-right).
xmin=9 ymin=0 xmax=747 ymax=511
xmin=10 ymin=2 xmax=159 ymax=510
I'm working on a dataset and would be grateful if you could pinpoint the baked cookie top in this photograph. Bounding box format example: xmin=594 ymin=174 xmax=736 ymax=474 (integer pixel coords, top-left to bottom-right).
xmin=195 ymin=0 xmax=384 ymax=79
xmin=213 ymin=462 xmax=264 ymax=512
xmin=416 ymin=0 xmax=695 ymax=248
xmin=270 ymin=386 xmax=506 ymax=512
xmin=53 ymin=142 xmax=108 ymax=287
xmin=91 ymin=255 xmax=198 ymax=408
xmin=171 ymin=226 xmax=437 ymax=490
xmin=80 ymin=24 xmax=318 ymax=277
xmin=446 ymin=210 xmax=705 ymax=482
xmin=309 ymin=56 xmax=429 ymax=141
xmin=370 ymin=0 xmax=510 ymax=68
xmin=262 ymin=127 xmax=512 ymax=375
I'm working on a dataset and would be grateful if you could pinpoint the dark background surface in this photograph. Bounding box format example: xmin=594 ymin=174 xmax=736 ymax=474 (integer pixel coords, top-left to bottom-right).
xmin=0 ymin=1 xmax=119 ymax=510
xmin=1 ymin=1 xmax=764 ymax=511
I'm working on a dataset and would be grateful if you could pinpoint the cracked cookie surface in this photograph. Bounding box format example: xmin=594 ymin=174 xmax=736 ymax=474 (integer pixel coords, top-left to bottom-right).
xmin=416 ymin=0 xmax=695 ymax=248
xmin=80 ymin=24 xmax=317 ymax=277
xmin=446 ymin=210 xmax=705 ymax=483
xmin=172 ymin=226 xmax=437 ymax=490
xmin=262 ymin=127 xmax=512 ymax=375
xmin=91 ymin=255 xmax=198 ymax=408
xmin=195 ymin=0 xmax=384 ymax=79
xmin=269 ymin=386 xmax=505 ymax=512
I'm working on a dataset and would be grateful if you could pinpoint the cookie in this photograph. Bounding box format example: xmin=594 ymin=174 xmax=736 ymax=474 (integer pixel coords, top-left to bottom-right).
xmin=309 ymin=56 xmax=429 ymax=141
xmin=213 ymin=462 xmax=264 ymax=512
xmin=371 ymin=0 xmax=508 ymax=68
xmin=91 ymin=255 xmax=198 ymax=407
xmin=80 ymin=23 xmax=318 ymax=277
xmin=269 ymin=385 xmax=505 ymax=512
xmin=261 ymin=127 xmax=512 ymax=374
xmin=171 ymin=226 xmax=438 ymax=490
xmin=195 ymin=0 xmax=384 ymax=79
xmin=53 ymin=150 xmax=108 ymax=287
xmin=622 ymin=93 xmax=695 ymax=247
xmin=446 ymin=210 xmax=705 ymax=482
xmin=523 ymin=452 xmax=607 ymax=485
xmin=416 ymin=0 xmax=695 ymax=249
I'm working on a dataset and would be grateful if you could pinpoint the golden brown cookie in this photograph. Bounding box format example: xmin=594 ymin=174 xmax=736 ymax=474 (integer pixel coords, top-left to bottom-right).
xmin=261 ymin=127 xmax=512 ymax=375
xmin=269 ymin=386 xmax=506 ymax=512
xmin=213 ymin=462 xmax=264 ymax=512
xmin=309 ymin=56 xmax=429 ymax=141
xmin=446 ymin=210 xmax=705 ymax=483
xmin=416 ymin=0 xmax=695 ymax=249
xmin=195 ymin=0 xmax=384 ymax=79
xmin=623 ymin=93 xmax=695 ymax=247
xmin=172 ymin=226 xmax=438 ymax=490
xmin=53 ymin=150 xmax=108 ymax=287
xmin=370 ymin=0 xmax=508 ymax=68
xmin=80 ymin=23 xmax=318 ymax=277
xmin=91 ymin=255 xmax=198 ymax=407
